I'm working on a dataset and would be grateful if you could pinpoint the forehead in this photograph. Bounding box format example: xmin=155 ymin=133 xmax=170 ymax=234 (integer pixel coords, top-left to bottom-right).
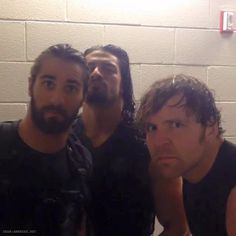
xmin=165 ymin=94 xmax=185 ymax=107
xmin=85 ymin=50 xmax=119 ymax=66
xmin=147 ymin=94 xmax=191 ymax=122
xmin=38 ymin=56 xmax=84 ymax=82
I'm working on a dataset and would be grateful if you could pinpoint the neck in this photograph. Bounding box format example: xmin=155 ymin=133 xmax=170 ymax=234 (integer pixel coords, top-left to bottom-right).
xmin=19 ymin=111 xmax=69 ymax=153
xmin=81 ymin=98 xmax=123 ymax=147
xmin=184 ymin=138 xmax=224 ymax=183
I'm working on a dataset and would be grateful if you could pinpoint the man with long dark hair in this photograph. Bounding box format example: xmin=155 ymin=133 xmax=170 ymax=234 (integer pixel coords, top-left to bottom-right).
xmin=73 ymin=45 xmax=189 ymax=236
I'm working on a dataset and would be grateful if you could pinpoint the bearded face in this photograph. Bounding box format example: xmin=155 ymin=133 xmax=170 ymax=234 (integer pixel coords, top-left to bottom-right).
xmin=30 ymin=96 xmax=78 ymax=134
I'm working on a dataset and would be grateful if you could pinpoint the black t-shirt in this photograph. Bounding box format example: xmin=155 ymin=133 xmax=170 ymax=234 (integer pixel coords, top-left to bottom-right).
xmin=0 ymin=121 xmax=91 ymax=236
xmin=183 ymin=140 xmax=236 ymax=236
xmin=73 ymin=117 xmax=155 ymax=236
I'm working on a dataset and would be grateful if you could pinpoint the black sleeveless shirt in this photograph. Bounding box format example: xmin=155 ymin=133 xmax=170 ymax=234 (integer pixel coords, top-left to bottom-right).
xmin=183 ymin=140 xmax=236 ymax=236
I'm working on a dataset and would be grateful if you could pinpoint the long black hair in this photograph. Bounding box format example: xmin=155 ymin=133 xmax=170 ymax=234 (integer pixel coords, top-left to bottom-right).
xmin=84 ymin=44 xmax=135 ymax=125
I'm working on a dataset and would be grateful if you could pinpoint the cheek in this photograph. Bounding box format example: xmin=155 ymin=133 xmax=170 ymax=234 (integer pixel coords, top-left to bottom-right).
xmin=118 ymin=79 xmax=123 ymax=94
xmin=146 ymin=137 xmax=158 ymax=159
xmin=149 ymin=159 xmax=160 ymax=177
xmin=31 ymin=90 xmax=46 ymax=106
xmin=174 ymin=137 xmax=202 ymax=160
xmin=32 ymin=85 xmax=48 ymax=100
xmin=71 ymin=93 xmax=84 ymax=110
xmin=146 ymin=135 xmax=153 ymax=150
xmin=78 ymin=91 xmax=84 ymax=104
xmin=110 ymin=77 xmax=121 ymax=92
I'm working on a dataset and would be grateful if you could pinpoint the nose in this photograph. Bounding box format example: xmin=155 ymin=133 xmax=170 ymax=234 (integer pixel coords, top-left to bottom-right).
xmin=49 ymin=88 xmax=65 ymax=106
xmin=90 ymin=65 xmax=102 ymax=79
xmin=147 ymin=129 xmax=171 ymax=149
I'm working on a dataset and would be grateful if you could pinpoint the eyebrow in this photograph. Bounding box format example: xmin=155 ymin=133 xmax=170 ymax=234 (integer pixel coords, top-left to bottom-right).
xmin=39 ymin=75 xmax=81 ymax=84
xmin=87 ymin=61 xmax=94 ymax=66
xmin=39 ymin=74 xmax=55 ymax=80
xmin=67 ymin=79 xmax=81 ymax=85
xmin=164 ymin=117 xmax=189 ymax=125
xmin=87 ymin=61 xmax=116 ymax=67
xmin=164 ymin=118 xmax=182 ymax=122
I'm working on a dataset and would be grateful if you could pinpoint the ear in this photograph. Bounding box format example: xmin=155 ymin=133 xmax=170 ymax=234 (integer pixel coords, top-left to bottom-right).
xmin=205 ymin=123 xmax=218 ymax=141
xmin=28 ymin=77 xmax=33 ymax=97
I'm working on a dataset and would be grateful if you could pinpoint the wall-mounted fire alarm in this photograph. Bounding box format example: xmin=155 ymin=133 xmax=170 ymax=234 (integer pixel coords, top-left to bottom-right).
xmin=220 ymin=11 xmax=234 ymax=33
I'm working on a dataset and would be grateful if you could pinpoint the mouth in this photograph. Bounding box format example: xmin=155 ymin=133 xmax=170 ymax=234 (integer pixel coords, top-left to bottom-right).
xmin=158 ymin=155 xmax=177 ymax=160
xmin=46 ymin=111 xmax=61 ymax=115
xmin=44 ymin=110 xmax=65 ymax=120
xmin=157 ymin=156 xmax=178 ymax=164
xmin=89 ymin=80 xmax=106 ymax=88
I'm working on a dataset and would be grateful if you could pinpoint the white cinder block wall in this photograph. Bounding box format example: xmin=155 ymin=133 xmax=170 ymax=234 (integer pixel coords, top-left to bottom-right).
xmin=1 ymin=0 xmax=236 ymax=234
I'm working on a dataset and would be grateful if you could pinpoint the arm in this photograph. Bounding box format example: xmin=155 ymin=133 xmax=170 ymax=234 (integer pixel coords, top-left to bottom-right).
xmin=78 ymin=213 xmax=94 ymax=236
xmin=152 ymin=175 xmax=190 ymax=236
xmin=226 ymin=186 xmax=236 ymax=236
xmin=78 ymin=214 xmax=86 ymax=236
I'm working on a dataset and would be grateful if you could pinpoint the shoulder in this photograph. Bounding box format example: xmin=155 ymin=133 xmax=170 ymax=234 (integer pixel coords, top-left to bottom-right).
xmin=0 ymin=120 xmax=19 ymax=153
xmin=112 ymin=122 xmax=151 ymax=167
xmin=71 ymin=116 xmax=84 ymax=137
xmin=224 ymin=141 xmax=236 ymax=235
xmin=217 ymin=140 xmax=236 ymax=172
xmin=221 ymin=140 xmax=236 ymax=156
xmin=0 ymin=120 xmax=19 ymax=133
xmin=115 ymin=122 xmax=144 ymax=144
xmin=226 ymin=186 xmax=236 ymax=236
xmin=67 ymin=135 xmax=92 ymax=175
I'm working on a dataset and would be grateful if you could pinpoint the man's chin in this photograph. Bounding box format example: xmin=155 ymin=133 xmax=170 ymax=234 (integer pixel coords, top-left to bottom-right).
xmin=150 ymin=163 xmax=181 ymax=179
xmin=44 ymin=112 xmax=65 ymax=122
xmin=86 ymin=94 xmax=107 ymax=104
xmin=157 ymin=167 xmax=182 ymax=179
xmin=39 ymin=125 xmax=67 ymax=135
xmin=35 ymin=118 xmax=70 ymax=134
xmin=86 ymin=94 xmax=118 ymax=109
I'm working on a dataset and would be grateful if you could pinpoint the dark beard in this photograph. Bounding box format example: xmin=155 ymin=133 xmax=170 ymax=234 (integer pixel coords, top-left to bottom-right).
xmin=86 ymin=90 xmax=109 ymax=105
xmin=30 ymin=97 xmax=77 ymax=134
xmin=85 ymin=92 xmax=117 ymax=108
xmin=85 ymin=82 xmax=117 ymax=107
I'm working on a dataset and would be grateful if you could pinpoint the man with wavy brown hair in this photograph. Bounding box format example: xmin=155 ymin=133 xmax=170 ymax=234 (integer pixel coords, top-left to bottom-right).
xmin=137 ymin=74 xmax=236 ymax=236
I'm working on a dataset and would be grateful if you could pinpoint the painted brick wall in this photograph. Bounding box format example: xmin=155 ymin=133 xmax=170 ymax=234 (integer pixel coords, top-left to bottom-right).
xmin=0 ymin=1 xmax=236 ymax=233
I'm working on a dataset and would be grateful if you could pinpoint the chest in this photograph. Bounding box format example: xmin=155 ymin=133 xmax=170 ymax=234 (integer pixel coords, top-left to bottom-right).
xmin=183 ymin=178 xmax=230 ymax=236
xmin=0 ymin=148 xmax=72 ymax=196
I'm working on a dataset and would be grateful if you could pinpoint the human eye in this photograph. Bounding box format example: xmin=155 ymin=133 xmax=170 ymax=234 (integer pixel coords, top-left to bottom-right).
xmin=102 ymin=64 xmax=116 ymax=74
xmin=87 ymin=63 xmax=96 ymax=73
xmin=65 ymin=83 xmax=80 ymax=95
xmin=42 ymin=79 xmax=55 ymax=90
xmin=169 ymin=120 xmax=184 ymax=129
xmin=145 ymin=123 xmax=157 ymax=133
